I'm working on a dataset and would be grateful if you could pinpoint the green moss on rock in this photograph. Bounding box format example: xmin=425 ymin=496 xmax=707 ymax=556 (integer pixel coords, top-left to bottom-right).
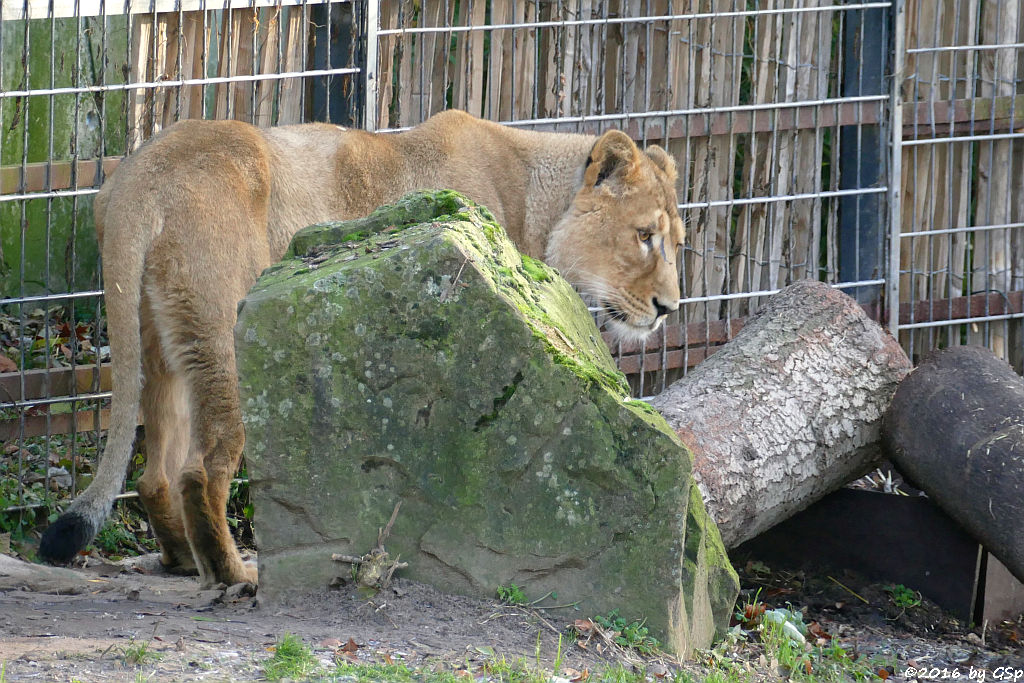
xmin=236 ymin=191 xmax=737 ymax=656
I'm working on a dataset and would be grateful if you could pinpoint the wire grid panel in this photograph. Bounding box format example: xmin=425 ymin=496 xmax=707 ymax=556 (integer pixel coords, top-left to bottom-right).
xmin=0 ymin=0 xmax=359 ymax=512
xmin=365 ymin=0 xmax=893 ymax=396
xmin=892 ymin=0 xmax=1024 ymax=368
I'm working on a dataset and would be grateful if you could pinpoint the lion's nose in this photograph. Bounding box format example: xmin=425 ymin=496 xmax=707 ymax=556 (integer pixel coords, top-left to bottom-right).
xmin=653 ymin=296 xmax=676 ymax=318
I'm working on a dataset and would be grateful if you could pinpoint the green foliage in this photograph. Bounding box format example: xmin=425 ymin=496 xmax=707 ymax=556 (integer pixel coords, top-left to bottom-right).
xmin=122 ymin=639 xmax=161 ymax=667
xmin=592 ymin=610 xmax=662 ymax=656
xmin=264 ymin=633 xmax=319 ymax=682
xmin=331 ymin=662 xmax=461 ymax=682
xmin=754 ymin=607 xmax=881 ymax=682
xmin=1 ymin=428 xmax=252 ymax=560
xmin=227 ymin=469 xmax=255 ymax=546
xmin=885 ymin=584 xmax=922 ymax=610
xmin=496 ymin=582 xmax=527 ymax=606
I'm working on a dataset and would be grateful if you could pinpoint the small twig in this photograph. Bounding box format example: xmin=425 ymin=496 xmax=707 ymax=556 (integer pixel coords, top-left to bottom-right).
xmin=531 ymin=611 xmax=564 ymax=636
xmin=827 ymin=576 xmax=870 ymax=604
xmin=440 ymin=257 xmax=470 ymax=302
xmin=331 ymin=554 xmax=364 ymax=565
xmin=378 ymin=501 xmax=402 ymax=547
xmin=530 ymin=601 xmax=581 ymax=611
xmin=527 ymin=591 xmax=554 ymax=606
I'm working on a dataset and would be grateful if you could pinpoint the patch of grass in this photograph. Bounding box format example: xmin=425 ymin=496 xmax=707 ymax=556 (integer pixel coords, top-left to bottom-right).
xmin=328 ymin=657 xmax=691 ymax=683
xmin=593 ymin=610 xmax=662 ymax=656
xmin=331 ymin=662 xmax=460 ymax=682
xmin=264 ymin=633 xmax=319 ymax=682
xmin=496 ymin=582 xmax=527 ymax=605
xmin=122 ymin=639 xmax=161 ymax=667
xmin=701 ymin=671 xmax=752 ymax=683
xmin=885 ymin=583 xmax=922 ymax=610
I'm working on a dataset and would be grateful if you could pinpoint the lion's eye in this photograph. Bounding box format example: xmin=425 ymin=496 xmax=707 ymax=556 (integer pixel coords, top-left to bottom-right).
xmin=637 ymin=228 xmax=654 ymax=244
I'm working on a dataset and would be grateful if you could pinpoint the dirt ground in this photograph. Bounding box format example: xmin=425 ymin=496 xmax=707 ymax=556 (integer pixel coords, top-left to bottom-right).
xmin=1 ymin=553 xmax=1022 ymax=682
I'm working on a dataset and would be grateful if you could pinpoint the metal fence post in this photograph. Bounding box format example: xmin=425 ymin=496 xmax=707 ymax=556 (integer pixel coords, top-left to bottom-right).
xmin=838 ymin=2 xmax=891 ymax=306
xmin=363 ymin=0 xmax=380 ymax=131
xmin=310 ymin=3 xmax=359 ymax=126
xmin=887 ymin=0 xmax=905 ymax=336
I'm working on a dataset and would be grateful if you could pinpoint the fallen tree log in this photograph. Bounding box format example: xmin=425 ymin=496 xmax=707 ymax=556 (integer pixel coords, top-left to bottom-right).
xmin=650 ymin=280 xmax=912 ymax=548
xmin=882 ymin=345 xmax=1024 ymax=584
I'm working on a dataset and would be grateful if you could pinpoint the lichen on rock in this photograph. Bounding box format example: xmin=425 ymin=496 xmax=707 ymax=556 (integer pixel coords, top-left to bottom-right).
xmin=235 ymin=190 xmax=738 ymax=655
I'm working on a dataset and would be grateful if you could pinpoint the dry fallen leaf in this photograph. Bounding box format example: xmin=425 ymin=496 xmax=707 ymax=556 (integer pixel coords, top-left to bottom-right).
xmin=570 ymin=668 xmax=590 ymax=682
xmin=319 ymin=637 xmax=343 ymax=649
xmin=574 ymin=618 xmax=596 ymax=634
xmin=807 ymin=621 xmax=831 ymax=641
xmin=648 ymin=663 xmax=669 ymax=679
xmin=340 ymin=637 xmax=360 ymax=653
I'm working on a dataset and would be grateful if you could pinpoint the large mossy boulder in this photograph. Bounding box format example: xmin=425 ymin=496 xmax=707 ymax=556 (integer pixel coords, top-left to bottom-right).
xmin=234 ymin=191 xmax=738 ymax=654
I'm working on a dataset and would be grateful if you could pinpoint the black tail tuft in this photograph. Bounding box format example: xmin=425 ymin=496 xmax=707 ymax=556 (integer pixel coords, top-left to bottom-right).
xmin=39 ymin=512 xmax=93 ymax=564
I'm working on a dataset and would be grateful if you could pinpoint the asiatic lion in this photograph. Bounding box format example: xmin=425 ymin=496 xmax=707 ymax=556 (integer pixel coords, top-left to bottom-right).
xmin=40 ymin=110 xmax=684 ymax=587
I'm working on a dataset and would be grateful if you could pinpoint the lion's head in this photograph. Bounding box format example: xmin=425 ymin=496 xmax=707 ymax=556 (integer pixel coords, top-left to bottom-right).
xmin=546 ymin=130 xmax=684 ymax=342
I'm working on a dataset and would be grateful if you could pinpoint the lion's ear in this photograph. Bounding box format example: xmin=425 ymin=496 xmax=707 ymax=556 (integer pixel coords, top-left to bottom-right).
xmin=645 ymin=145 xmax=678 ymax=185
xmin=584 ymin=130 xmax=641 ymax=190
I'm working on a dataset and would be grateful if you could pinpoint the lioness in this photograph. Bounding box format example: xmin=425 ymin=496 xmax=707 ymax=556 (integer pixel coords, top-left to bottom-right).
xmin=40 ymin=110 xmax=684 ymax=587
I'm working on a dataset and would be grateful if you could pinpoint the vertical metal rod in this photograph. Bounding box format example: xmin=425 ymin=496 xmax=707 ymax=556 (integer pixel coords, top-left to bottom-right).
xmin=887 ymin=0 xmax=905 ymax=337
xmin=363 ymin=0 xmax=379 ymax=131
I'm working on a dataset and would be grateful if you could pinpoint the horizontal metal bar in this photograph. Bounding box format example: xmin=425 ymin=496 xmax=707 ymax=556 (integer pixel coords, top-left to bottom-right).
xmin=374 ymin=3 xmax=893 ymax=37
xmin=2 ymin=392 xmax=111 ymax=410
xmin=906 ymin=41 xmax=1024 ymax=54
xmin=0 ymin=187 xmax=100 ymax=204
xmin=1 ymin=290 xmax=105 ymax=306
xmin=0 ymin=67 xmax=360 ymax=100
xmin=900 ymin=221 xmax=1024 ymax=238
xmin=2 ymin=489 xmax=138 ymax=514
xmin=678 ymin=186 xmax=886 ymax=212
xmin=2 ymin=479 xmax=244 ymax=513
xmin=899 ymin=312 xmax=1024 ymax=330
xmin=902 ymin=131 xmax=1024 ymax=146
xmin=1 ymin=0 xmax=350 ymax=21
xmin=589 ymin=279 xmax=885 ymax=312
xmin=675 ymin=280 xmax=885 ymax=306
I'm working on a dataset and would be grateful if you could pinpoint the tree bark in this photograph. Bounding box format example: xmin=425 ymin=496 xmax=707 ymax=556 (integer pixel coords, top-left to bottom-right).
xmin=650 ymin=280 xmax=912 ymax=548
xmin=882 ymin=345 xmax=1024 ymax=584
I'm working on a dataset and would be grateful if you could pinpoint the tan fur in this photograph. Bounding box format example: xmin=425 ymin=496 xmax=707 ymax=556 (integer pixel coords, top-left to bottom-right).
xmin=47 ymin=111 xmax=684 ymax=587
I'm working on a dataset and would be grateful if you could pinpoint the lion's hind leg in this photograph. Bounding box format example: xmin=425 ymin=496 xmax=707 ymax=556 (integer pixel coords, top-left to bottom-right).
xmin=136 ymin=297 xmax=197 ymax=575
xmin=177 ymin=327 xmax=256 ymax=588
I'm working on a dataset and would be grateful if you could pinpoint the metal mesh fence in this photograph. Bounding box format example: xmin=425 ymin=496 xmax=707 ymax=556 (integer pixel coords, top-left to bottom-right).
xmin=2 ymin=0 xmax=1024 ymax=518
xmin=892 ymin=0 xmax=1024 ymax=368
xmin=0 ymin=0 xmax=360 ymax=519
xmin=362 ymin=1 xmax=894 ymax=396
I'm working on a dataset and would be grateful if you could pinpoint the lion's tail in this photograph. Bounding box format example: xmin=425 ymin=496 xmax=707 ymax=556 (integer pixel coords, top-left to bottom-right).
xmin=39 ymin=193 xmax=154 ymax=564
